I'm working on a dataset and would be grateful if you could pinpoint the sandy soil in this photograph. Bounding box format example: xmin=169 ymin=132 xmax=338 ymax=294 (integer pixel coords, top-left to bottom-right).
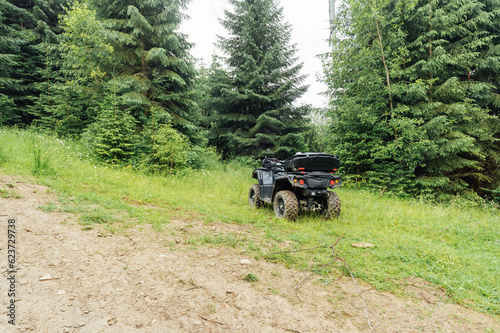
xmin=0 ymin=174 xmax=498 ymax=333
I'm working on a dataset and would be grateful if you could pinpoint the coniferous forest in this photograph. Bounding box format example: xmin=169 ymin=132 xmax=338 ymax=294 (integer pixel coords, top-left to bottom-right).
xmin=0 ymin=0 xmax=499 ymax=202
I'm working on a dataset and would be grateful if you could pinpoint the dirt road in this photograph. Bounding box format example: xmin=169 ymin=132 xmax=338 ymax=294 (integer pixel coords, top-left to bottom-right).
xmin=0 ymin=175 xmax=498 ymax=332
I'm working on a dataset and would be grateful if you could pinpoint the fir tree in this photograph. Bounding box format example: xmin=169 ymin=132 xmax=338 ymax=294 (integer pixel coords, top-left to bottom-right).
xmin=0 ymin=0 xmax=32 ymax=124
xmin=0 ymin=0 xmax=68 ymax=125
xmin=210 ymin=0 xmax=308 ymax=159
xmin=83 ymin=96 xmax=137 ymax=164
xmin=324 ymin=0 xmax=500 ymax=197
xmin=404 ymin=0 xmax=500 ymax=194
xmin=32 ymin=1 xmax=114 ymax=136
xmin=0 ymin=0 xmax=21 ymax=124
xmin=90 ymin=0 xmax=200 ymax=141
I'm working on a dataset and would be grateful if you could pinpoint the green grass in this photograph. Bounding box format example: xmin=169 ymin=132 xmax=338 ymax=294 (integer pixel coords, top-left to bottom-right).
xmin=0 ymin=188 xmax=22 ymax=199
xmin=0 ymin=127 xmax=498 ymax=314
xmin=243 ymin=273 xmax=259 ymax=282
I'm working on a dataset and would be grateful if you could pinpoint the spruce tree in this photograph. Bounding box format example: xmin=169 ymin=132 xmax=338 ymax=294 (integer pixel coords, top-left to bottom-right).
xmin=210 ymin=0 xmax=308 ymax=159
xmin=0 ymin=0 xmax=34 ymax=124
xmin=90 ymin=0 xmax=200 ymax=141
xmin=32 ymin=1 xmax=114 ymax=136
xmin=404 ymin=0 xmax=500 ymax=194
xmin=324 ymin=0 xmax=428 ymax=194
xmin=83 ymin=96 xmax=137 ymax=164
xmin=0 ymin=0 xmax=68 ymax=125
xmin=0 ymin=0 xmax=24 ymax=124
xmin=324 ymin=0 xmax=499 ymax=197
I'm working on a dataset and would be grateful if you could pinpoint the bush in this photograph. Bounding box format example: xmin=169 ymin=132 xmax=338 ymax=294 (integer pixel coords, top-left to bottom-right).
xmin=148 ymin=122 xmax=190 ymax=171
xmin=186 ymin=146 xmax=221 ymax=170
xmin=227 ymin=155 xmax=259 ymax=169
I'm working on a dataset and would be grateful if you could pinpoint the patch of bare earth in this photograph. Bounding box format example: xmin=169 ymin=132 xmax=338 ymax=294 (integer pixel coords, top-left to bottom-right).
xmin=0 ymin=175 xmax=498 ymax=332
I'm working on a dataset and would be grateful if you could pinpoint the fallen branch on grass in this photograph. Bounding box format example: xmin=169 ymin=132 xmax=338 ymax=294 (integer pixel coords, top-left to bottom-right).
xmin=265 ymin=236 xmax=375 ymax=333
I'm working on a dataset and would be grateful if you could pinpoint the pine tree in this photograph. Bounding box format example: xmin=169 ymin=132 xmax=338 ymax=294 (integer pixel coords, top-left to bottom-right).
xmin=210 ymin=0 xmax=308 ymax=159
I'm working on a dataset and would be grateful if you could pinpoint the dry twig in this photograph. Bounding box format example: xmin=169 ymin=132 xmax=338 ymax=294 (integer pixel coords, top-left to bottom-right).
xmin=199 ymin=315 xmax=225 ymax=326
xmin=265 ymin=236 xmax=375 ymax=333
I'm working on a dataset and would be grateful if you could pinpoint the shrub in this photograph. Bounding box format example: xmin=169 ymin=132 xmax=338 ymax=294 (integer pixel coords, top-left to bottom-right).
xmin=148 ymin=122 xmax=190 ymax=171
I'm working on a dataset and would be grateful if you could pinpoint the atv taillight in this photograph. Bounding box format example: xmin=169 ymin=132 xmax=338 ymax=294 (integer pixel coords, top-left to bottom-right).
xmin=330 ymin=180 xmax=335 ymax=186
xmin=299 ymin=179 xmax=305 ymax=185
xmin=333 ymin=169 xmax=337 ymax=172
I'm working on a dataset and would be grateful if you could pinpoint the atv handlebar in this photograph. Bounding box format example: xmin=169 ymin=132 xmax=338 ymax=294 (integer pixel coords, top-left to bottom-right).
xmin=262 ymin=157 xmax=283 ymax=169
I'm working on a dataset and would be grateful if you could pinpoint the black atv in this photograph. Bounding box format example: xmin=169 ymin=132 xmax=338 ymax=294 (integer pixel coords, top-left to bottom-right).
xmin=249 ymin=153 xmax=342 ymax=220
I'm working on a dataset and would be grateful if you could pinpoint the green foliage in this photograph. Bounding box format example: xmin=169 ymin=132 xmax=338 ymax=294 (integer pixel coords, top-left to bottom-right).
xmin=305 ymin=108 xmax=331 ymax=152
xmin=185 ymin=146 xmax=221 ymax=170
xmin=90 ymin=0 xmax=201 ymax=142
xmin=209 ymin=0 xmax=309 ymax=159
xmin=0 ymin=140 xmax=7 ymax=165
xmin=32 ymin=1 xmax=115 ymax=136
xmin=0 ymin=93 xmax=16 ymax=125
xmin=0 ymin=0 xmax=34 ymax=124
xmin=323 ymin=0 xmax=500 ymax=198
xmin=243 ymin=273 xmax=259 ymax=282
xmin=1 ymin=0 xmax=70 ymax=125
xmin=483 ymin=186 xmax=500 ymax=204
xmin=60 ymin=1 xmax=114 ymax=84
xmin=148 ymin=122 xmax=190 ymax=171
xmin=31 ymin=138 xmax=53 ymax=175
xmin=0 ymin=0 xmax=202 ymax=166
xmin=83 ymin=98 xmax=137 ymax=164
xmin=14 ymin=0 xmax=203 ymax=171
xmin=139 ymin=120 xmax=219 ymax=172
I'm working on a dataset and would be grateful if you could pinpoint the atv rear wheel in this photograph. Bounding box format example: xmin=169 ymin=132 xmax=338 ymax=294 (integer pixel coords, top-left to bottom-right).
xmin=322 ymin=191 xmax=341 ymax=219
xmin=273 ymin=190 xmax=298 ymax=220
xmin=248 ymin=184 xmax=264 ymax=208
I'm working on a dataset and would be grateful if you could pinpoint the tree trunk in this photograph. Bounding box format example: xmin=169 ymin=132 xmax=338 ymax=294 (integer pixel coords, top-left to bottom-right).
xmin=375 ymin=18 xmax=397 ymax=140
xmin=428 ymin=0 xmax=433 ymax=99
xmin=375 ymin=19 xmax=393 ymax=116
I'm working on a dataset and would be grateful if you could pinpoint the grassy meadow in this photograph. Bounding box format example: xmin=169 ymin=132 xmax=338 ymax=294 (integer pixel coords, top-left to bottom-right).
xmin=0 ymin=127 xmax=498 ymax=314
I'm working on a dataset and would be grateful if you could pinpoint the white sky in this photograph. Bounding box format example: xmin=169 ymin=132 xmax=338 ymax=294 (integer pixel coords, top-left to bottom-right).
xmin=180 ymin=0 xmax=332 ymax=108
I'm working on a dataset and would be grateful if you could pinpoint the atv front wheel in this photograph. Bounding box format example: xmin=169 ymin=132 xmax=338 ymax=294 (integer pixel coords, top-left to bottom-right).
xmin=322 ymin=191 xmax=341 ymax=219
xmin=273 ymin=190 xmax=298 ymax=220
xmin=248 ymin=184 xmax=264 ymax=208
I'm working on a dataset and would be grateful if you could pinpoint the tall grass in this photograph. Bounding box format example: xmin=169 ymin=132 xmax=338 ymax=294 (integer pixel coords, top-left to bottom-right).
xmin=31 ymin=138 xmax=53 ymax=175
xmin=0 ymin=142 xmax=8 ymax=165
xmin=0 ymin=127 xmax=498 ymax=314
